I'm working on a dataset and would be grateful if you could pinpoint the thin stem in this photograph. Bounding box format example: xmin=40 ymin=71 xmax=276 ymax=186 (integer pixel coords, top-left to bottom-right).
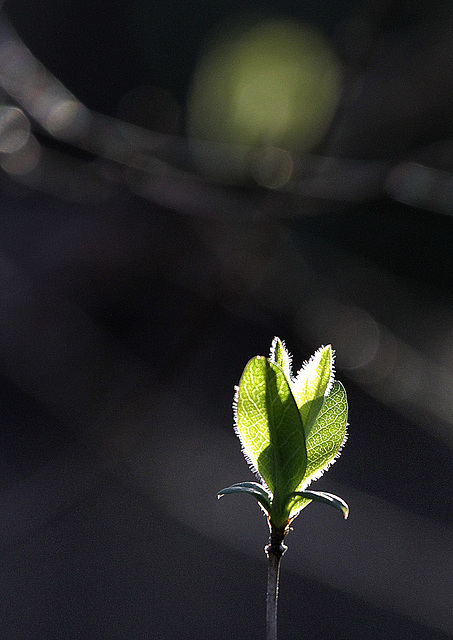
xmin=265 ymin=527 xmax=287 ymax=640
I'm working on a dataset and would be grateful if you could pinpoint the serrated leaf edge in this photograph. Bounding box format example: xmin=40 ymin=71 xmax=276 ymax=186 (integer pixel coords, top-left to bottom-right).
xmin=293 ymin=344 xmax=335 ymax=397
xmin=233 ymin=356 xmax=307 ymax=494
xmin=269 ymin=336 xmax=293 ymax=381
xmin=299 ymin=381 xmax=349 ymax=491
xmin=233 ymin=376 xmax=270 ymax=490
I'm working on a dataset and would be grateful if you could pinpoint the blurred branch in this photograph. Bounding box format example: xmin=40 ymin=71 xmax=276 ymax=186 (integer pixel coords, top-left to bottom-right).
xmin=0 ymin=10 xmax=446 ymax=219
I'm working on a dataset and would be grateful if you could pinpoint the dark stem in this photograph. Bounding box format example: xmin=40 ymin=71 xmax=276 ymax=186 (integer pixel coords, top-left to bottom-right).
xmin=265 ymin=527 xmax=287 ymax=640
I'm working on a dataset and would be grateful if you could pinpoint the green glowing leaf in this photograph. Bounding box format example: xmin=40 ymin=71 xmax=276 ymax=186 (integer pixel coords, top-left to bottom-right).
xmin=302 ymin=380 xmax=347 ymax=487
xmin=219 ymin=338 xmax=348 ymax=530
xmin=234 ymin=356 xmax=307 ymax=498
xmin=287 ymin=380 xmax=347 ymax=519
xmin=269 ymin=337 xmax=292 ymax=382
xmin=291 ymin=345 xmax=333 ymax=439
xmin=217 ymin=482 xmax=272 ymax=515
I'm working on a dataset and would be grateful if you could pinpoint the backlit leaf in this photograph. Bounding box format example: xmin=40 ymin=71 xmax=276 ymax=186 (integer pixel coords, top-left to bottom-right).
xmin=269 ymin=336 xmax=292 ymax=382
xmin=234 ymin=356 xmax=307 ymax=498
xmin=220 ymin=338 xmax=349 ymax=530
xmin=291 ymin=345 xmax=333 ymax=438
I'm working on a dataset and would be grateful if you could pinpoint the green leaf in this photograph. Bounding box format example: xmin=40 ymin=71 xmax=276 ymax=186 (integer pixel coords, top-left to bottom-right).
xmin=217 ymin=481 xmax=272 ymax=515
xmin=290 ymin=490 xmax=349 ymax=519
xmin=269 ymin=337 xmax=292 ymax=382
xmin=291 ymin=345 xmax=333 ymax=439
xmin=226 ymin=339 xmax=349 ymax=529
xmin=289 ymin=380 xmax=347 ymax=520
xmin=235 ymin=356 xmax=307 ymax=499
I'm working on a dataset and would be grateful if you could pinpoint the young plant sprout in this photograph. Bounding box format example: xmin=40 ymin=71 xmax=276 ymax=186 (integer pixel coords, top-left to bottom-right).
xmin=218 ymin=337 xmax=348 ymax=640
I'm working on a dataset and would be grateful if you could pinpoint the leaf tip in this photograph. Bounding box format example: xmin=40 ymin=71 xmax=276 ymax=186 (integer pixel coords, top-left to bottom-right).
xmin=337 ymin=499 xmax=349 ymax=519
xmin=269 ymin=336 xmax=282 ymax=359
xmin=269 ymin=336 xmax=292 ymax=380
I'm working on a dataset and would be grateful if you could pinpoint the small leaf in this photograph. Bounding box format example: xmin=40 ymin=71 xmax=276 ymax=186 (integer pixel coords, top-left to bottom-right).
xmin=290 ymin=490 xmax=349 ymax=519
xmin=291 ymin=345 xmax=333 ymax=439
xmin=269 ymin=337 xmax=292 ymax=382
xmin=234 ymin=356 xmax=307 ymax=498
xmin=289 ymin=380 xmax=348 ymax=519
xmin=302 ymin=381 xmax=348 ymax=487
xmin=217 ymin=482 xmax=272 ymax=515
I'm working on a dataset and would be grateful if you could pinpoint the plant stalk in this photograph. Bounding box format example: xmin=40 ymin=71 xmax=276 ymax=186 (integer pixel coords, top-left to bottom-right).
xmin=265 ymin=527 xmax=287 ymax=640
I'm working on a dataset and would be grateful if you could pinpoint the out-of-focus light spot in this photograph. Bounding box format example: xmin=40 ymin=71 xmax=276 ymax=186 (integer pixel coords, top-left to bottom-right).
xmin=43 ymin=98 xmax=90 ymax=139
xmin=301 ymin=298 xmax=426 ymax=405
xmin=188 ymin=18 xmax=341 ymax=182
xmin=1 ymin=135 xmax=40 ymax=175
xmin=302 ymin=299 xmax=381 ymax=372
xmin=0 ymin=105 xmax=30 ymax=153
xmin=0 ymin=39 xmax=90 ymax=141
xmin=386 ymin=162 xmax=432 ymax=205
xmin=252 ymin=146 xmax=293 ymax=188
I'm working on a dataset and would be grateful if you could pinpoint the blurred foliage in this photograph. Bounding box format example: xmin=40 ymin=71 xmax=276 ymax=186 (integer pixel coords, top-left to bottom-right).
xmin=188 ymin=18 xmax=340 ymax=182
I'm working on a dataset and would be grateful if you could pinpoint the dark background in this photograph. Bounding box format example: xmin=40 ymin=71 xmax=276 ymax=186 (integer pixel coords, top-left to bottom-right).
xmin=1 ymin=0 xmax=453 ymax=638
